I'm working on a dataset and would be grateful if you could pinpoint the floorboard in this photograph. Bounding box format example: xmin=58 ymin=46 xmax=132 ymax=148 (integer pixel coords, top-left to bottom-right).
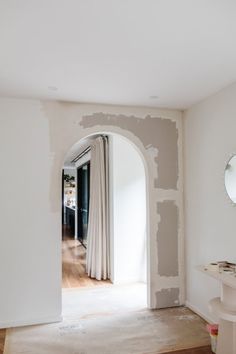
xmin=0 ymin=329 xmax=6 ymax=354
xmin=163 ymin=346 xmax=212 ymax=354
xmin=62 ymin=225 xmax=111 ymax=288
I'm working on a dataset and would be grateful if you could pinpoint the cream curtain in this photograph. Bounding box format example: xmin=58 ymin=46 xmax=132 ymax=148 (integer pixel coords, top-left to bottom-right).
xmin=86 ymin=136 xmax=110 ymax=280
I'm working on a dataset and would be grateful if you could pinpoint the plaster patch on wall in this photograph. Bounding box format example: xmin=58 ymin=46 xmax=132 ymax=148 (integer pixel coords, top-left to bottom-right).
xmin=41 ymin=101 xmax=183 ymax=309
xmin=156 ymin=288 xmax=180 ymax=308
xmin=80 ymin=113 xmax=178 ymax=190
xmin=157 ymin=201 xmax=179 ymax=277
xmin=156 ymin=275 xmax=180 ymax=291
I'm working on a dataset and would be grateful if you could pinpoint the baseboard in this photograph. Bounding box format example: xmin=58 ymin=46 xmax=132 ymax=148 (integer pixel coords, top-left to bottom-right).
xmin=185 ymin=301 xmax=215 ymax=324
xmin=0 ymin=315 xmax=62 ymax=329
xmin=112 ymin=278 xmax=146 ymax=285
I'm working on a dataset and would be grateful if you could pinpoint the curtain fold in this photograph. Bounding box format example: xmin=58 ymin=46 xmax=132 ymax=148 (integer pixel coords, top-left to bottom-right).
xmin=86 ymin=136 xmax=110 ymax=280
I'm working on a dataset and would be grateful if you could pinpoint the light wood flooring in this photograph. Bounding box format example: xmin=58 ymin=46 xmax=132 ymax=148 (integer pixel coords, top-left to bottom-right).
xmin=0 ymin=330 xmax=6 ymax=354
xmin=164 ymin=347 xmax=212 ymax=354
xmin=62 ymin=225 xmax=111 ymax=288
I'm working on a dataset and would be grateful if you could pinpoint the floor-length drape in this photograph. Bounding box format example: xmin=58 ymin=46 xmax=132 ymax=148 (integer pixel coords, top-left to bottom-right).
xmin=86 ymin=136 xmax=110 ymax=280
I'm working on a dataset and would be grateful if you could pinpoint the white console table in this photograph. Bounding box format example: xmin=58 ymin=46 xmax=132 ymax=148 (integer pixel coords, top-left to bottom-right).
xmin=198 ymin=265 xmax=236 ymax=354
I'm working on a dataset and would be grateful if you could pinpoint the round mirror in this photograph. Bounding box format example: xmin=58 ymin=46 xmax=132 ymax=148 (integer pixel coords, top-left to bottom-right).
xmin=225 ymin=155 xmax=236 ymax=203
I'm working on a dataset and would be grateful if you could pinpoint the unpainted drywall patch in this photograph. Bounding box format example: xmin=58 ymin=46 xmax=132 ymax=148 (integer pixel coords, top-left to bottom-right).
xmin=80 ymin=113 xmax=178 ymax=190
xmin=41 ymin=101 xmax=182 ymax=309
xmin=157 ymin=200 xmax=179 ymax=277
xmin=156 ymin=288 xmax=180 ymax=308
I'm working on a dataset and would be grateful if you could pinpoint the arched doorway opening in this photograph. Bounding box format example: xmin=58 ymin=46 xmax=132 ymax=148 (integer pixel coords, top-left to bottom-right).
xmin=61 ymin=131 xmax=149 ymax=313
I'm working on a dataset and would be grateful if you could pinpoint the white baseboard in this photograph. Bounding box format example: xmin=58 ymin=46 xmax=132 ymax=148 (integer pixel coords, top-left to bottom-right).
xmin=112 ymin=278 xmax=146 ymax=285
xmin=0 ymin=315 xmax=62 ymax=329
xmin=185 ymin=301 xmax=215 ymax=324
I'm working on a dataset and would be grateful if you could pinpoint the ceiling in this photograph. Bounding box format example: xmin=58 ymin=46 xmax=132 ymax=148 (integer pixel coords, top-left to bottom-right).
xmin=0 ymin=0 xmax=236 ymax=109
xmin=63 ymin=136 xmax=94 ymax=168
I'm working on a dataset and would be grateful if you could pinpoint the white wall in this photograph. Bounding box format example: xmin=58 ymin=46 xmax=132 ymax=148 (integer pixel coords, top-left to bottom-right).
xmin=184 ymin=82 xmax=236 ymax=322
xmin=0 ymin=96 xmax=182 ymax=327
xmin=0 ymin=98 xmax=61 ymax=327
xmin=112 ymin=135 xmax=146 ymax=284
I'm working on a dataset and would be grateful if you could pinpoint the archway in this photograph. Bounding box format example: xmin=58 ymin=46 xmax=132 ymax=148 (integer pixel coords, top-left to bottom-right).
xmin=61 ymin=131 xmax=150 ymax=309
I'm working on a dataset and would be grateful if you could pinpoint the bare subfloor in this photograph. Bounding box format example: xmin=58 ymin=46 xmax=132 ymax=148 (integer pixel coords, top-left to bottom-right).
xmin=4 ymin=285 xmax=211 ymax=354
xmin=1 ymin=231 xmax=212 ymax=354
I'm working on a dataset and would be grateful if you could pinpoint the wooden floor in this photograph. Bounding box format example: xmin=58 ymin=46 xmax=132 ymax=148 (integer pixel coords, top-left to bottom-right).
xmin=62 ymin=225 xmax=111 ymax=288
xmin=164 ymin=347 xmax=212 ymax=354
xmin=0 ymin=329 xmax=6 ymax=354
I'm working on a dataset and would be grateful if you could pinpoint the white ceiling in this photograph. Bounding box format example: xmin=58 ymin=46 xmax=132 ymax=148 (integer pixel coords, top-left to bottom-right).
xmin=0 ymin=0 xmax=236 ymax=109
xmin=64 ymin=136 xmax=98 ymax=168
